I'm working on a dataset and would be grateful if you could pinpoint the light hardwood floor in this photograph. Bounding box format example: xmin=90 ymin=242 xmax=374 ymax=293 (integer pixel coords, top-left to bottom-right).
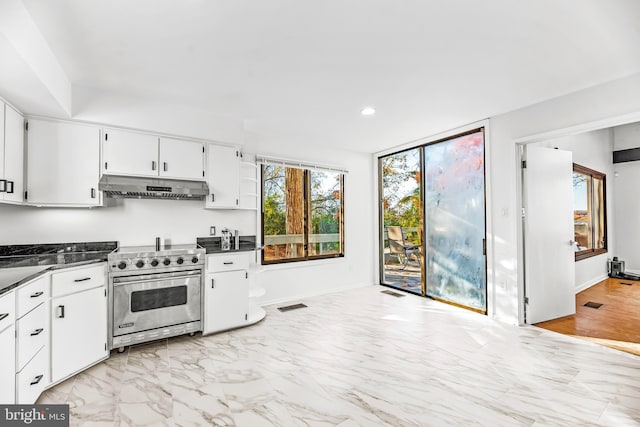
xmin=535 ymin=277 xmax=640 ymax=356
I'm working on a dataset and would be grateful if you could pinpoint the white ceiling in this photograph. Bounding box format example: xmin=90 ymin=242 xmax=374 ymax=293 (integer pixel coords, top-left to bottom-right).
xmin=19 ymin=0 xmax=640 ymax=152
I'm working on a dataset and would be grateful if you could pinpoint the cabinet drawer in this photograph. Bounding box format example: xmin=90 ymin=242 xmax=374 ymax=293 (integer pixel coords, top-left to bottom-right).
xmin=207 ymin=252 xmax=251 ymax=272
xmin=16 ymin=303 xmax=47 ymax=372
xmin=16 ymin=276 xmax=47 ymax=319
xmin=16 ymin=346 xmax=48 ymax=404
xmin=51 ymin=264 xmax=105 ymax=297
xmin=0 ymin=291 xmax=15 ymax=332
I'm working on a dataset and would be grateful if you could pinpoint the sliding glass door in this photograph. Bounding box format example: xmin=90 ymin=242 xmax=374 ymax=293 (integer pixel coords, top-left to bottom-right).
xmin=379 ymin=148 xmax=424 ymax=294
xmin=423 ymin=130 xmax=486 ymax=312
xmin=378 ymin=129 xmax=487 ymax=312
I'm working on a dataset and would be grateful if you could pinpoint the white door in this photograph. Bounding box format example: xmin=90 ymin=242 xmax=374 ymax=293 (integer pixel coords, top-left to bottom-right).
xmin=102 ymin=128 xmax=159 ymax=177
xmin=27 ymin=120 xmax=101 ymax=206
xmin=159 ymin=137 xmax=204 ymax=181
xmin=204 ymin=270 xmax=249 ymax=334
xmin=51 ymin=287 xmax=107 ymax=383
xmin=523 ymin=145 xmax=575 ymax=324
xmin=206 ymin=144 xmax=239 ymax=208
xmin=3 ymin=105 xmax=24 ymax=203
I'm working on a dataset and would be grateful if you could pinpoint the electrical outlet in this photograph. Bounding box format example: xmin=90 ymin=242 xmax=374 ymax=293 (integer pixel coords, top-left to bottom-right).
xmin=210 ymin=226 xmax=216 ymax=236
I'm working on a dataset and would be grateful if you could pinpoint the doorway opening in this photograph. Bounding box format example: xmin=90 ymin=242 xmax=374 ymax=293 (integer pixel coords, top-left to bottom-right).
xmin=518 ymin=120 xmax=640 ymax=356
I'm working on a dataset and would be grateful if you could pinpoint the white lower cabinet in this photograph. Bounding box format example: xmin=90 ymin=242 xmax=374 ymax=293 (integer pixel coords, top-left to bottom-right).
xmin=16 ymin=346 xmax=48 ymax=404
xmin=204 ymin=269 xmax=249 ymax=334
xmin=51 ymin=286 xmax=108 ymax=384
xmin=16 ymin=303 xmax=47 ymax=372
xmin=0 ymin=323 xmax=15 ymax=404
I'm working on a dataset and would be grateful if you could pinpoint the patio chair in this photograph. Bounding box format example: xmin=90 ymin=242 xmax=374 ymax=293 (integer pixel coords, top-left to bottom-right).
xmin=387 ymin=226 xmax=421 ymax=270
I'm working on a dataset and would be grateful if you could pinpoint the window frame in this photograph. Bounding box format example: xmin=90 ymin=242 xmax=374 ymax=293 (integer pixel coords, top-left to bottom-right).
xmin=260 ymin=166 xmax=345 ymax=265
xmin=573 ymin=163 xmax=607 ymax=261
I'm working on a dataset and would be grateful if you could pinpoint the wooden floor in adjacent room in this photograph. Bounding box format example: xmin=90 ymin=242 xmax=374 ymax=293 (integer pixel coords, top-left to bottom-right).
xmin=535 ymin=277 xmax=640 ymax=356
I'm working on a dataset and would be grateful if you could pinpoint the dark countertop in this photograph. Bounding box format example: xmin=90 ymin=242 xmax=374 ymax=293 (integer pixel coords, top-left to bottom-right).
xmin=0 ymin=259 xmax=107 ymax=296
xmin=0 ymin=241 xmax=117 ymax=296
xmin=197 ymin=236 xmax=259 ymax=254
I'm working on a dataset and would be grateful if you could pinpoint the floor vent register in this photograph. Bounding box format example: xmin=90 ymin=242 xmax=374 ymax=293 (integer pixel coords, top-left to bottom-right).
xmin=583 ymin=301 xmax=603 ymax=309
xmin=278 ymin=303 xmax=308 ymax=312
xmin=381 ymin=289 xmax=406 ymax=297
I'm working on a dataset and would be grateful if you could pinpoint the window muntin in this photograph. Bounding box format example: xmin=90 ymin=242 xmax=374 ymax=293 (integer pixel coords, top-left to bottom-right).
xmin=573 ymin=163 xmax=607 ymax=261
xmin=262 ymin=165 xmax=344 ymax=264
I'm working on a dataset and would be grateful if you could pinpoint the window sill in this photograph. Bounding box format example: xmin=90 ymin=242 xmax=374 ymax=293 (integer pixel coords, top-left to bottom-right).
xmin=259 ymin=255 xmax=346 ymax=271
xmin=575 ymin=248 xmax=607 ymax=262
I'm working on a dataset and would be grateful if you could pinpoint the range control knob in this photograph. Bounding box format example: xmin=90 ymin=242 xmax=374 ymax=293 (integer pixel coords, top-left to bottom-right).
xmin=136 ymin=260 xmax=145 ymax=268
xmin=150 ymin=259 xmax=159 ymax=267
xmin=176 ymin=257 xmax=184 ymax=265
xmin=118 ymin=261 xmax=127 ymax=270
xmin=191 ymin=256 xmax=199 ymax=264
xmin=163 ymin=258 xmax=171 ymax=266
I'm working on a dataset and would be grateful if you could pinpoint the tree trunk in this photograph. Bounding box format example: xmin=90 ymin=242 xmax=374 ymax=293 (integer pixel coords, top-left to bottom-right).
xmin=285 ymin=168 xmax=304 ymax=258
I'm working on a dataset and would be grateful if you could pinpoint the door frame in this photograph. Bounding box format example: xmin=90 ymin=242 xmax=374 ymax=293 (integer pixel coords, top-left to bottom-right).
xmin=515 ymin=111 xmax=640 ymax=325
xmin=373 ymin=119 xmax=494 ymax=314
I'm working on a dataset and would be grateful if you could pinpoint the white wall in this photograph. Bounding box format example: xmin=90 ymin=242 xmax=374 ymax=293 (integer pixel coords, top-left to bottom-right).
xmin=537 ymin=128 xmax=615 ymax=291
xmin=0 ymin=93 xmax=376 ymax=306
xmin=243 ymin=130 xmax=375 ymax=305
xmin=613 ymin=122 xmax=640 ymax=272
xmin=0 ymin=199 xmax=255 ymax=247
xmin=489 ymin=71 xmax=640 ymax=324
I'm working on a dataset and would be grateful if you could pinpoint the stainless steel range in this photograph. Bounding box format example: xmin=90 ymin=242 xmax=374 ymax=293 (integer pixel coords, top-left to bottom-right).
xmin=107 ymin=244 xmax=204 ymax=351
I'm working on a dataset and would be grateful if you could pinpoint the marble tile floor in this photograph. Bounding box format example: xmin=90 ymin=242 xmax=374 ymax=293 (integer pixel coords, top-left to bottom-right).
xmin=38 ymin=285 xmax=640 ymax=426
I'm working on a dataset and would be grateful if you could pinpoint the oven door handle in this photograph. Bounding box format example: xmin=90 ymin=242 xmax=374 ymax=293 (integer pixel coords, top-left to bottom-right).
xmin=112 ymin=272 xmax=201 ymax=286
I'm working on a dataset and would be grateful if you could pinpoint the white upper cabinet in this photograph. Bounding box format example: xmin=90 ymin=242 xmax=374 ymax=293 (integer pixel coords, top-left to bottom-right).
xmin=102 ymin=128 xmax=159 ymax=177
xmin=1 ymin=104 xmax=25 ymax=204
xmin=102 ymin=129 xmax=205 ymax=181
xmin=159 ymin=137 xmax=204 ymax=181
xmin=26 ymin=119 xmax=102 ymax=206
xmin=0 ymin=105 xmax=4 ymax=186
xmin=206 ymin=144 xmax=239 ymax=209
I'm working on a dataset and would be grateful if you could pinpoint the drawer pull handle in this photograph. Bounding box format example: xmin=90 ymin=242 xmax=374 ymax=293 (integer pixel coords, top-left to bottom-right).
xmin=30 ymin=291 xmax=44 ymax=298
xmin=30 ymin=375 xmax=43 ymax=386
xmin=57 ymin=305 xmax=65 ymax=319
xmin=74 ymin=277 xmax=91 ymax=282
xmin=30 ymin=328 xmax=44 ymax=336
xmin=211 ymin=278 xmax=215 ymax=288
xmin=0 ymin=313 xmax=8 ymax=322
xmin=223 ymin=261 xmax=234 ymax=265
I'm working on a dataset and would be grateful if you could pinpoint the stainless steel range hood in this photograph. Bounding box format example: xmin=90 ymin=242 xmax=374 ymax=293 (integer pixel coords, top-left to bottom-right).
xmin=98 ymin=175 xmax=209 ymax=200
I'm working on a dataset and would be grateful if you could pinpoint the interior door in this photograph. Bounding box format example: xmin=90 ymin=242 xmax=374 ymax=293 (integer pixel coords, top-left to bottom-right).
xmin=523 ymin=145 xmax=575 ymax=324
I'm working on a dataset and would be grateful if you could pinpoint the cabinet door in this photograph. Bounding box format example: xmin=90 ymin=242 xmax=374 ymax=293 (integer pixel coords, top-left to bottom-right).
xmin=2 ymin=104 xmax=24 ymax=203
xmin=0 ymin=104 xmax=5 ymax=187
xmin=204 ymin=270 xmax=248 ymax=334
xmin=159 ymin=137 xmax=204 ymax=181
xmin=26 ymin=120 xmax=101 ymax=206
xmin=0 ymin=324 xmax=15 ymax=404
xmin=51 ymin=287 xmax=108 ymax=384
xmin=205 ymin=144 xmax=239 ymax=209
xmin=102 ymin=129 xmax=159 ymax=177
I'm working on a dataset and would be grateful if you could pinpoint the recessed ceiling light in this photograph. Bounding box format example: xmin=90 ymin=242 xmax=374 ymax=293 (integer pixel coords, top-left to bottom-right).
xmin=361 ymin=107 xmax=376 ymax=116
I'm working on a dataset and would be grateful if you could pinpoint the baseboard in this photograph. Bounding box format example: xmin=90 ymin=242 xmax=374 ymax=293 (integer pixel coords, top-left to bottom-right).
xmin=259 ymin=282 xmax=373 ymax=307
xmin=575 ymin=274 xmax=608 ymax=293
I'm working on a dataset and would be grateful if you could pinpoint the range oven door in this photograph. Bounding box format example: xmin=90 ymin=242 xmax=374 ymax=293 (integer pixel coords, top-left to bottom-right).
xmin=112 ymin=269 xmax=201 ymax=336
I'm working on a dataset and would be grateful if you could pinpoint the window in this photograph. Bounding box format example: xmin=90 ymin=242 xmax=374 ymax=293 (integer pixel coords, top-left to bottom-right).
xmin=261 ymin=165 xmax=344 ymax=264
xmin=573 ymin=163 xmax=607 ymax=261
